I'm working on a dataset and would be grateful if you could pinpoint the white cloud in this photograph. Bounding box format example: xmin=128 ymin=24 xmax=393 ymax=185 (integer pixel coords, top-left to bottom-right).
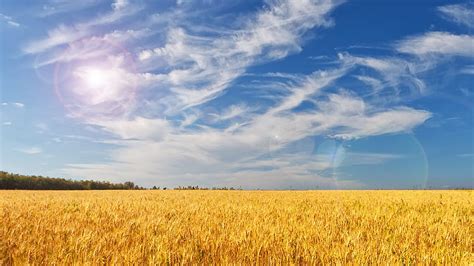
xmin=461 ymin=65 xmax=474 ymax=75
xmin=25 ymin=0 xmax=345 ymax=120
xmin=396 ymin=32 xmax=474 ymax=57
xmin=61 ymin=66 xmax=431 ymax=188
xmin=0 ymin=13 xmax=20 ymax=27
xmin=40 ymin=0 xmax=102 ymax=17
xmin=1 ymin=102 xmax=25 ymax=108
xmin=268 ymin=68 xmax=349 ymax=114
xmin=18 ymin=147 xmax=43 ymax=154
xmin=354 ymin=75 xmax=383 ymax=92
xmin=180 ymin=113 xmax=200 ymax=128
xmin=210 ymin=104 xmax=252 ymax=122
xmin=326 ymin=106 xmax=432 ymax=139
xmin=24 ymin=24 xmax=90 ymax=54
xmin=24 ymin=3 xmax=142 ymax=55
xmin=438 ymin=3 xmax=474 ymax=29
xmin=338 ymin=52 xmax=428 ymax=95
xmin=7 ymin=21 xmax=20 ymax=27
xmin=2 ymin=122 xmax=12 ymax=126
xmin=34 ymin=28 xmax=151 ymax=67
xmin=112 ymin=0 xmax=129 ymax=10
xmin=138 ymin=0 xmax=344 ymax=110
xmin=22 ymin=0 xmax=443 ymax=188
xmin=93 ymin=117 xmax=171 ymax=141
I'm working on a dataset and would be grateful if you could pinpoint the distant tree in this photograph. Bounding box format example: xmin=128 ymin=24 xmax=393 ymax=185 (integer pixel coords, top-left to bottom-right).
xmin=0 ymin=171 xmax=142 ymax=190
xmin=124 ymin=181 xmax=135 ymax=189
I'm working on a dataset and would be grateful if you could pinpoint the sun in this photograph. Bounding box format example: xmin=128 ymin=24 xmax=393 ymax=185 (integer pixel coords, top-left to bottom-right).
xmin=69 ymin=64 xmax=134 ymax=107
xmin=53 ymin=40 xmax=137 ymax=116
xmin=79 ymin=67 xmax=108 ymax=89
xmin=70 ymin=66 xmax=114 ymax=105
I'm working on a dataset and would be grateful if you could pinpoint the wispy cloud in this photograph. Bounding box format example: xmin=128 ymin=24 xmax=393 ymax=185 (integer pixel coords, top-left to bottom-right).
xmin=1 ymin=102 xmax=25 ymax=108
xmin=396 ymin=32 xmax=474 ymax=57
xmin=62 ymin=64 xmax=430 ymax=187
xmin=94 ymin=117 xmax=171 ymax=141
xmin=34 ymin=28 xmax=151 ymax=67
xmin=438 ymin=3 xmax=474 ymax=29
xmin=138 ymin=0 xmax=344 ymax=110
xmin=24 ymin=2 xmax=142 ymax=55
xmin=21 ymin=0 xmax=472 ymax=188
xmin=112 ymin=0 xmax=129 ymax=11
xmin=210 ymin=104 xmax=252 ymax=122
xmin=39 ymin=0 xmax=102 ymax=17
xmin=0 ymin=13 xmax=20 ymax=27
xmin=23 ymin=24 xmax=90 ymax=54
xmin=18 ymin=147 xmax=43 ymax=155
xmin=337 ymin=52 xmax=429 ymax=96
xmin=461 ymin=65 xmax=474 ymax=75
xmin=353 ymin=75 xmax=383 ymax=93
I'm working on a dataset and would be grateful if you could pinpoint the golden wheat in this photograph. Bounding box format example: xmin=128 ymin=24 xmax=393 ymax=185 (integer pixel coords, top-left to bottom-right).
xmin=0 ymin=190 xmax=472 ymax=264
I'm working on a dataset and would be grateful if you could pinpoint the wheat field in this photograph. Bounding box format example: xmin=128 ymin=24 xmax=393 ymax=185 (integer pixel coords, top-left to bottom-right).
xmin=0 ymin=190 xmax=472 ymax=264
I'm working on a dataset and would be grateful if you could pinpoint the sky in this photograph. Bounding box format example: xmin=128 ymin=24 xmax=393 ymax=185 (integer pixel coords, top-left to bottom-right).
xmin=0 ymin=0 xmax=473 ymax=189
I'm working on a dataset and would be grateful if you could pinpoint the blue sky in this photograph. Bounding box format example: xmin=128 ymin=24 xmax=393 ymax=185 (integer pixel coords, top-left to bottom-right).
xmin=0 ymin=0 xmax=473 ymax=189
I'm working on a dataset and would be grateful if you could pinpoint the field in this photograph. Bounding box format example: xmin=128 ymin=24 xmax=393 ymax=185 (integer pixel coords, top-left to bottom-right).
xmin=0 ymin=190 xmax=472 ymax=264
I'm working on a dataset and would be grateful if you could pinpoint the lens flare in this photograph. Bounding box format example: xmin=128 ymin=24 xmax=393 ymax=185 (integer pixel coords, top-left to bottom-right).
xmin=53 ymin=38 xmax=137 ymax=118
xmin=80 ymin=67 xmax=108 ymax=89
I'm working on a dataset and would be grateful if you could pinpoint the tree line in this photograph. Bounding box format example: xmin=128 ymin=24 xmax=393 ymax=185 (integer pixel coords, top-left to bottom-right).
xmin=172 ymin=185 xmax=241 ymax=190
xmin=0 ymin=171 xmax=245 ymax=191
xmin=0 ymin=171 xmax=142 ymax=190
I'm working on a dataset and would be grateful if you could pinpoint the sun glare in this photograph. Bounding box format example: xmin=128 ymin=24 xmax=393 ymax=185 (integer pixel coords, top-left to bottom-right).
xmin=81 ymin=67 xmax=108 ymax=89
xmin=68 ymin=64 xmax=134 ymax=108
